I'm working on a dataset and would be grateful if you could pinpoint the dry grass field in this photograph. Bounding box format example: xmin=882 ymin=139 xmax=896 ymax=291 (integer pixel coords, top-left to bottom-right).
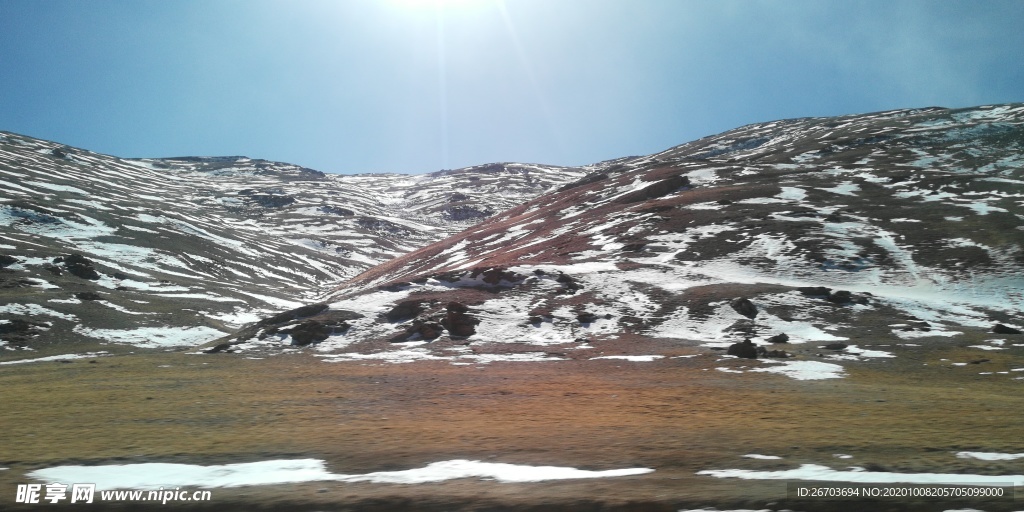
xmin=3 ymin=329 xmax=1023 ymax=511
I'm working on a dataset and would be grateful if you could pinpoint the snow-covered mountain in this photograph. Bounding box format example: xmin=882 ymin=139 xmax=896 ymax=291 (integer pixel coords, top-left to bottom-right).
xmin=0 ymin=132 xmax=586 ymax=351
xmin=215 ymin=103 xmax=1024 ymax=375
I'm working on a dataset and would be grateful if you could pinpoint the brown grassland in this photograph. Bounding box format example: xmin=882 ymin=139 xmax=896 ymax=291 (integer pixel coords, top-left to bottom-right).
xmin=1 ymin=329 xmax=1023 ymax=511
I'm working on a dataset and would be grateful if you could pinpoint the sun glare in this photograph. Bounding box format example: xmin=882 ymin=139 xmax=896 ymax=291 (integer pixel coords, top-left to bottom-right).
xmin=389 ymin=0 xmax=491 ymax=12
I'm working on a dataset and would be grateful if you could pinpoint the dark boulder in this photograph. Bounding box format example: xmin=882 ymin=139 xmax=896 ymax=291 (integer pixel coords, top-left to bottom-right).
xmin=385 ymin=300 xmax=426 ymax=322
xmin=826 ymin=290 xmax=853 ymax=304
xmin=798 ymin=286 xmax=832 ymax=297
xmin=0 ymin=254 xmax=18 ymax=267
xmin=727 ymin=339 xmax=759 ymax=359
xmin=441 ymin=302 xmax=478 ymax=337
xmin=993 ymin=324 xmax=1022 ymax=335
xmin=765 ymin=333 xmax=790 ymax=344
xmin=576 ymin=312 xmax=599 ymax=324
xmin=75 ymin=291 xmax=102 ymax=301
xmin=556 ymin=273 xmax=582 ymax=293
xmin=730 ymin=297 xmax=758 ymax=318
xmin=417 ymin=321 xmax=445 ymax=340
xmin=289 ymin=319 xmax=345 ymax=346
xmin=822 ymin=343 xmax=848 ymax=351
xmin=61 ymin=253 xmax=100 ymax=280
xmin=446 ymin=301 xmax=469 ymax=313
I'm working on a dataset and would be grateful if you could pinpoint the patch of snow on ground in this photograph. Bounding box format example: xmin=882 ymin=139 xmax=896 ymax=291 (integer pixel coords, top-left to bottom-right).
xmin=591 ymin=355 xmax=664 ymax=362
xmin=969 ymin=345 xmax=1005 ymax=351
xmin=72 ymin=326 xmax=225 ymax=348
xmin=743 ymin=454 xmax=783 ymax=460
xmin=697 ymin=463 xmax=1023 ymax=486
xmin=31 ymin=459 xmax=653 ymax=489
xmin=820 ymin=182 xmax=861 ymax=196
xmin=777 ymin=186 xmax=807 ymax=201
xmin=751 ymin=360 xmax=846 ymax=380
xmin=0 ymin=352 xmax=109 ymax=365
xmin=0 ymin=303 xmax=76 ymax=321
xmin=956 ymin=452 xmax=1024 ymax=461
xmin=233 ymin=290 xmax=304 ymax=309
xmin=825 ymin=345 xmax=896 ymax=361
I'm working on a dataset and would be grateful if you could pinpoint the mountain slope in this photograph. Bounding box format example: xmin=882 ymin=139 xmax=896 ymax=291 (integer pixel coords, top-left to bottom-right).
xmin=219 ymin=103 xmax=1024 ymax=372
xmin=0 ymin=132 xmax=586 ymax=353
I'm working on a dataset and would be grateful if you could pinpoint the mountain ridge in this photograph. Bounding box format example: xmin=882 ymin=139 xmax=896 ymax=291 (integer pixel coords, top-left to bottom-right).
xmin=209 ymin=102 xmax=1024 ymax=369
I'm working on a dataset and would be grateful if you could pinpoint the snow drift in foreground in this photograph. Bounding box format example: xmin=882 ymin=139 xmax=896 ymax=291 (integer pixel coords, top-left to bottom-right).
xmin=30 ymin=459 xmax=654 ymax=489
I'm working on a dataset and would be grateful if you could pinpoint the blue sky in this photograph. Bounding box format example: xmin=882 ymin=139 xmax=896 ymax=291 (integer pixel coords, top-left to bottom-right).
xmin=1 ymin=0 xmax=1022 ymax=174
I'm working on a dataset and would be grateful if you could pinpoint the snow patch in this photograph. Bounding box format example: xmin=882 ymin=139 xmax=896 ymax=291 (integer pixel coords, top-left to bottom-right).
xmin=698 ymin=463 xmax=1022 ymax=486
xmin=30 ymin=459 xmax=653 ymax=489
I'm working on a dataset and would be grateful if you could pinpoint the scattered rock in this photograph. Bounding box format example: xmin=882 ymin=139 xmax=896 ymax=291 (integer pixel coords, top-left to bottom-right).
xmin=42 ymin=264 xmax=62 ymax=276
xmin=248 ymin=194 xmax=295 ymax=208
xmin=75 ymin=291 xmax=102 ymax=301
xmin=288 ymin=320 xmax=337 ymax=346
xmin=0 ymin=254 xmax=18 ymax=267
xmin=969 ymin=358 xmax=990 ymax=365
xmin=730 ymin=297 xmax=758 ymax=318
xmin=442 ymin=205 xmax=493 ymax=221
xmin=822 ymin=343 xmax=848 ymax=351
xmin=0 ymin=319 xmax=47 ymax=344
xmin=765 ymin=333 xmax=790 ymax=344
xmin=576 ymin=312 xmax=599 ymax=324
xmin=470 ymin=267 xmax=522 ymax=285
xmin=993 ymin=324 xmax=1022 ymax=335
xmin=727 ymin=339 xmax=759 ymax=359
